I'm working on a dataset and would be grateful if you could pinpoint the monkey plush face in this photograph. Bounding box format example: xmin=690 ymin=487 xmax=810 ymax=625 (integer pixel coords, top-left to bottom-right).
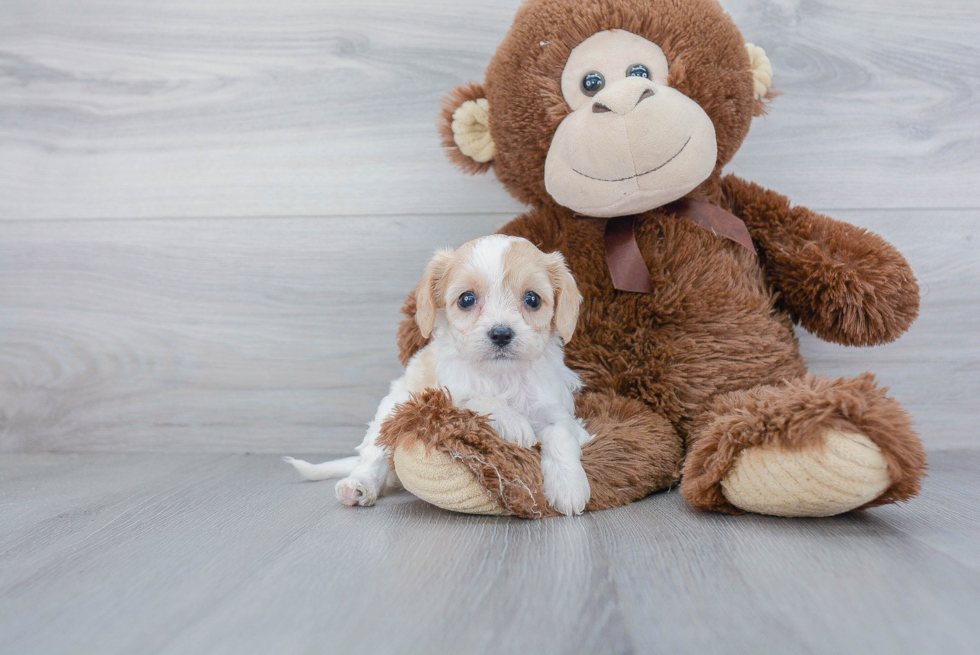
xmin=545 ymin=29 xmax=718 ymax=217
xmin=440 ymin=0 xmax=773 ymax=218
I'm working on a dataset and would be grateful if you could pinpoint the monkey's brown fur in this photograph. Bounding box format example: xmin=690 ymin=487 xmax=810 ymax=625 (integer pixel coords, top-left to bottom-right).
xmin=380 ymin=0 xmax=926 ymax=517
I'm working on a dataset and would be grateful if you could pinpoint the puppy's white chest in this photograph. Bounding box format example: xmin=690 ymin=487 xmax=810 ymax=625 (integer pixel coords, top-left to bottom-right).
xmin=445 ymin=362 xmax=576 ymax=421
xmin=448 ymin=365 xmax=538 ymax=410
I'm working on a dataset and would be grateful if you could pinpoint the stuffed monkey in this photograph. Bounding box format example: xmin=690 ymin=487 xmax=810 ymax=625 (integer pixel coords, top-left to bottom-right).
xmin=378 ymin=0 xmax=927 ymax=518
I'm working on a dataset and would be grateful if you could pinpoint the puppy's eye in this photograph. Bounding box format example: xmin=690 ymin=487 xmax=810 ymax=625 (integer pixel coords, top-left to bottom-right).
xmin=524 ymin=291 xmax=541 ymax=309
xmin=581 ymin=71 xmax=604 ymax=97
xmin=627 ymin=64 xmax=650 ymax=79
xmin=457 ymin=291 xmax=477 ymax=309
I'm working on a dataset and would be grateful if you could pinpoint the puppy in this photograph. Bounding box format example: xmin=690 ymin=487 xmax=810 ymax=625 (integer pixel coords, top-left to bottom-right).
xmin=285 ymin=235 xmax=593 ymax=516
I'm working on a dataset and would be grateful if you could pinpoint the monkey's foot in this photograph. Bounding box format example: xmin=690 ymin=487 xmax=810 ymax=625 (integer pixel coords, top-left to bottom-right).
xmin=393 ymin=442 xmax=510 ymax=515
xmin=720 ymin=430 xmax=890 ymax=517
xmin=379 ymin=389 xmax=683 ymax=518
xmin=681 ymin=374 xmax=927 ymax=517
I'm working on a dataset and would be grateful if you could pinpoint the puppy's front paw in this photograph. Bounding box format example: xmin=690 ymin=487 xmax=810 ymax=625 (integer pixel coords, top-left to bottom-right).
xmin=542 ymin=458 xmax=591 ymax=516
xmin=335 ymin=476 xmax=380 ymax=507
xmin=490 ymin=410 xmax=537 ymax=448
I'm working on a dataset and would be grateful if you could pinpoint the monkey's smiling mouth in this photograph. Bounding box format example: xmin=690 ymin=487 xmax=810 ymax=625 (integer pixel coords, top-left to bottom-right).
xmin=572 ymin=136 xmax=691 ymax=182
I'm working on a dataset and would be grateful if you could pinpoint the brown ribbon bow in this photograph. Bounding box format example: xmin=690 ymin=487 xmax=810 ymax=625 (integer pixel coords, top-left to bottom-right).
xmin=603 ymin=198 xmax=756 ymax=293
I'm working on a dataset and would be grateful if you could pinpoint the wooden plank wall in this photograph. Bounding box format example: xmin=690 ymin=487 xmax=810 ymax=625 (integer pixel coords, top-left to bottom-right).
xmin=1 ymin=0 xmax=977 ymax=453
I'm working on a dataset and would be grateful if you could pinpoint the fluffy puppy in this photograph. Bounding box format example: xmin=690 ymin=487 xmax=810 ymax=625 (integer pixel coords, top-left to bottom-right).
xmin=285 ymin=235 xmax=593 ymax=515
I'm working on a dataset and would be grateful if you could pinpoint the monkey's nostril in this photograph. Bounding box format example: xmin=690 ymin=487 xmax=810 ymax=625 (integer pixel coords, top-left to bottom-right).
xmin=636 ymin=88 xmax=656 ymax=106
xmin=488 ymin=326 xmax=515 ymax=347
xmin=592 ymin=102 xmax=612 ymax=114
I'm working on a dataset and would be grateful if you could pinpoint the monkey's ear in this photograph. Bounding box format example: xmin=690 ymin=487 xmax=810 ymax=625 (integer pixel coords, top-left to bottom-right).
xmin=745 ymin=44 xmax=776 ymax=117
xmin=440 ymin=82 xmax=494 ymax=174
xmin=413 ymin=249 xmax=453 ymax=339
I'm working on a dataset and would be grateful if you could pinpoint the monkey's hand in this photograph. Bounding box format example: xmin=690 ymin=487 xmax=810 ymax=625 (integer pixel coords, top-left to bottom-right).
xmin=721 ymin=174 xmax=919 ymax=346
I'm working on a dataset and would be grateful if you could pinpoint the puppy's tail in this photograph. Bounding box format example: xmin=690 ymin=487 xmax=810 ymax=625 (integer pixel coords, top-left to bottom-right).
xmin=283 ymin=455 xmax=359 ymax=481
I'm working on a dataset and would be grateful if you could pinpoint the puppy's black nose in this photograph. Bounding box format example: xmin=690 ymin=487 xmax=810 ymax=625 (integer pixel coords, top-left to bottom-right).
xmin=489 ymin=326 xmax=514 ymax=347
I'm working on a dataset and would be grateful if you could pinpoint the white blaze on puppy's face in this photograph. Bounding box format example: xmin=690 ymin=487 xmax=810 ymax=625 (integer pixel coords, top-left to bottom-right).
xmin=415 ymin=235 xmax=582 ymax=368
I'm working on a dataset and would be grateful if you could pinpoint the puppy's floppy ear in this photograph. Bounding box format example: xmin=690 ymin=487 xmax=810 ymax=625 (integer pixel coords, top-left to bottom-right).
xmin=413 ymin=249 xmax=453 ymax=339
xmin=439 ymin=82 xmax=494 ymax=174
xmin=545 ymin=252 xmax=583 ymax=343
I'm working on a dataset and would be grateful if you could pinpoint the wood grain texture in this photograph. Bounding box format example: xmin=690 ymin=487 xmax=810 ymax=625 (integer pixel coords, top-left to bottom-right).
xmin=0 ymin=0 xmax=977 ymax=453
xmin=0 ymin=214 xmax=507 ymax=452
xmin=0 ymin=2 xmax=976 ymax=650
xmin=0 ymin=0 xmax=978 ymax=220
xmin=1 ymin=450 xmax=978 ymax=654
xmin=1 ymin=210 xmax=976 ymax=453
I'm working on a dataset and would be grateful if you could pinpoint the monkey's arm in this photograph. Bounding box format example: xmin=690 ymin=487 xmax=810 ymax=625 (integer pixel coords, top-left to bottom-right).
xmin=396 ymin=210 xmax=552 ymax=365
xmin=720 ymin=174 xmax=919 ymax=346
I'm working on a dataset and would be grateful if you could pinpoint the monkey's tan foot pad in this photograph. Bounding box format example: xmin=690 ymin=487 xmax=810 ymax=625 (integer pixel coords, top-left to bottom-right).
xmin=393 ymin=442 xmax=511 ymax=516
xmin=720 ymin=429 xmax=891 ymax=517
xmin=378 ymin=388 xmax=561 ymax=518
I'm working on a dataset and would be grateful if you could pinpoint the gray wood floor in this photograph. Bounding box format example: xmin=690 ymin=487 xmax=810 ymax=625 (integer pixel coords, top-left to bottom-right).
xmin=2 ymin=449 xmax=978 ymax=655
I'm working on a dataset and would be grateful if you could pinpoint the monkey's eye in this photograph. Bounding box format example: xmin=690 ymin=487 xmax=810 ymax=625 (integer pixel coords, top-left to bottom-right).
xmin=581 ymin=71 xmax=605 ymax=96
xmin=524 ymin=291 xmax=541 ymax=309
xmin=627 ymin=64 xmax=650 ymax=79
xmin=457 ymin=291 xmax=477 ymax=309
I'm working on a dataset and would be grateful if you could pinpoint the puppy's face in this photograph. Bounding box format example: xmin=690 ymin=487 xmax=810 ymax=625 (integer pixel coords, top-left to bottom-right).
xmin=414 ymin=236 xmax=582 ymax=368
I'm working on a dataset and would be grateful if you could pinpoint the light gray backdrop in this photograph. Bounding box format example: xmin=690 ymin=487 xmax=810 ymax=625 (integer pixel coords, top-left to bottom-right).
xmin=1 ymin=0 xmax=977 ymax=454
